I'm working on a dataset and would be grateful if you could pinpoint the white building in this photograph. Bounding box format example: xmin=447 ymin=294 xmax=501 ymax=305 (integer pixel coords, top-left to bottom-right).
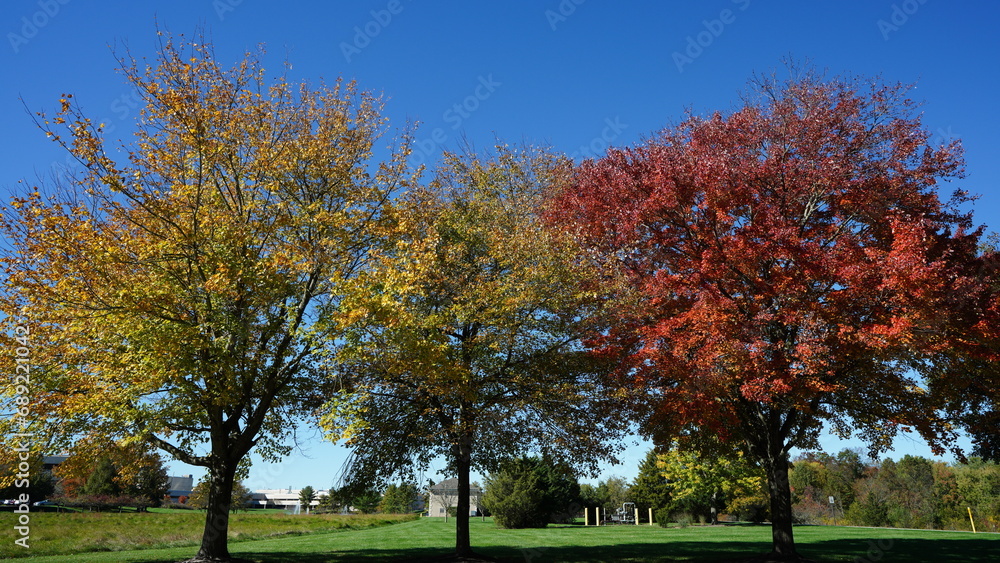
xmin=427 ymin=479 xmax=481 ymax=517
xmin=251 ymin=487 xmax=328 ymax=512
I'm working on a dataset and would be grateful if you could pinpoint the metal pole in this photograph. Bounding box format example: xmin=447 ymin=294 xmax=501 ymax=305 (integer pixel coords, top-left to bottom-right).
xmin=968 ymin=507 xmax=977 ymax=533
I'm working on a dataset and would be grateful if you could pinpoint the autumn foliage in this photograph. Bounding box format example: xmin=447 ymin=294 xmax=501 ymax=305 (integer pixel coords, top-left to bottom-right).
xmin=1 ymin=34 xmax=410 ymax=561
xmin=5 ymin=27 xmax=999 ymax=562
xmin=323 ymin=145 xmax=624 ymax=556
xmin=549 ymin=71 xmax=986 ymax=557
xmin=53 ymin=436 xmax=170 ymax=506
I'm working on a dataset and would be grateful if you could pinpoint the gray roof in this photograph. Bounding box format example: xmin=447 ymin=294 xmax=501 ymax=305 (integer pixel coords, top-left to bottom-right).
xmin=429 ymin=478 xmax=481 ymax=494
xmin=167 ymin=475 xmax=194 ymax=495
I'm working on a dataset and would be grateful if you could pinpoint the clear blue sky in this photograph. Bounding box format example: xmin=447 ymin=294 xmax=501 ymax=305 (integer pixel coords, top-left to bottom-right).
xmin=2 ymin=1 xmax=998 ymax=490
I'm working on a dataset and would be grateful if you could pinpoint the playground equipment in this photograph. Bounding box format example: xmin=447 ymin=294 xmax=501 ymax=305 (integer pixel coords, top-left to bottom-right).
xmin=606 ymin=502 xmax=636 ymax=524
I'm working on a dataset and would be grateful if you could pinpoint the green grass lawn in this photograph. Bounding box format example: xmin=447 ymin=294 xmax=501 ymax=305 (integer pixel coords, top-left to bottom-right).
xmin=1 ymin=512 xmax=998 ymax=562
xmin=0 ymin=509 xmax=414 ymax=560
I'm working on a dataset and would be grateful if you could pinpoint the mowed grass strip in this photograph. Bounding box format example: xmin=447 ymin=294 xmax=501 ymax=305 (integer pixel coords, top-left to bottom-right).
xmin=2 ymin=514 xmax=999 ymax=562
xmin=0 ymin=509 xmax=415 ymax=559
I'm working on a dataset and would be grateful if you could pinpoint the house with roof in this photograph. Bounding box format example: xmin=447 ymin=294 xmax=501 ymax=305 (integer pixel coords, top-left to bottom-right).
xmin=41 ymin=455 xmax=69 ymax=471
xmin=427 ymin=479 xmax=481 ymax=517
xmin=166 ymin=475 xmax=194 ymax=503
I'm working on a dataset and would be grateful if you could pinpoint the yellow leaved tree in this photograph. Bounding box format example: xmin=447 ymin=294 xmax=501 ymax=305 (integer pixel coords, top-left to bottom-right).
xmin=657 ymin=441 xmax=768 ymax=524
xmin=1 ymin=34 xmax=411 ymax=562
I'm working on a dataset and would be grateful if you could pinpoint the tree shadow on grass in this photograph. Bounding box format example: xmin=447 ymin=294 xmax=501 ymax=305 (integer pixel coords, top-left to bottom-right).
xmin=123 ymin=543 xmax=780 ymax=563
xmin=795 ymin=536 xmax=1000 ymax=563
xmin=123 ymin=534 xmax=1000 ymax=563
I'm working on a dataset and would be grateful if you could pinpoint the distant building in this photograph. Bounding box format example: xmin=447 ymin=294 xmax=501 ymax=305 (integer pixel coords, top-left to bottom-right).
xmin=167 ymin=475 xmax=193 ymax=502
xmin=427 ymin=479 xmax=481 ymax=517
xmin=251 ymin=488 xmax=328 ymax=511
xmin=41 ymin=455 xmax=68 ymax=471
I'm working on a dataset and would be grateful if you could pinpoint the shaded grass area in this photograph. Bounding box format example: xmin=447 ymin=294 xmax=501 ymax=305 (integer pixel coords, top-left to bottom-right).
xmin=0 ymin=510 xmax=415 ymax=559
xmin=2 ymin=515 xmax=999 ymax=562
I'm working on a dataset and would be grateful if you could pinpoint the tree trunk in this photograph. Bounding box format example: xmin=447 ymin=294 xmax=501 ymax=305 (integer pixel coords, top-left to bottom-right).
xmin=196 ymin=458 xmax=237 ymax=561
xmin=766 ymin=453 xmax=797 ymax=559
xmin=454 ymin=431 xmax=474 ymax=557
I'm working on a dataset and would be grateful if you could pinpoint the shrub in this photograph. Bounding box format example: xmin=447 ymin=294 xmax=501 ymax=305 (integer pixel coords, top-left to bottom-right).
xmin=654 ymin=506 xmax=672 ymax=528
xmin=162 ymin=501 xmax=197 ymax=510
xmin=482 ymin=469 xmax=548 ymax=528
xmin=482 ymin=456 xmax=581 ymax=528
xmin=792 ymin=500 xmax=823 ymax=525
xmin=53 ymin=494 xmax=152 ymax=512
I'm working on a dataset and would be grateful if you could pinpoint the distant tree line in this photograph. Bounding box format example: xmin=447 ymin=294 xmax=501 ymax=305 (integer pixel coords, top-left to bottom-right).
xmin=627 ymin=446 xmax=1000 ymax=532
xmin=299 ymin=482 xmax=421 ymax=515
xmin=5 ymin=441 xmax=173 ymax=512
xmin=790 ymin=450 xmax=1000 ymax=532
xmin=471 ymin=446 xmax=1000 ymax=534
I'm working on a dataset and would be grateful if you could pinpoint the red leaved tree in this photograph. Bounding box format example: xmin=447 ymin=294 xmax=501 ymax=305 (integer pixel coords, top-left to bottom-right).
xmin=549 ymin=70 xmax=985 ymax=559
xmin=929 ymin=234 xmax=1000 ymax=463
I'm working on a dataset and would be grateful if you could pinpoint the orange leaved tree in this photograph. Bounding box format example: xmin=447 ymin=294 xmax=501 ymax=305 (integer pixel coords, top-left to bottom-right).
xmin=549 ymin=70 xmax=986 ymax=559
xmin=1 ymin=35 xmax=411 ymax=561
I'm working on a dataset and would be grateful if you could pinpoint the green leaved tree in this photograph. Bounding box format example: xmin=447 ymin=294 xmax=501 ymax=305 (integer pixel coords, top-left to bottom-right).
xmin=322 ymin=144 xmax=625 ymax=557
xmin=657 ymin=442 xmax=768 ymax=524
xmin=631 ymin=450 xmax=672 ymax=522
xmin=379 ymin=482 xmax=419 ymax=514
xmin=299 ymin=486 xmax=317 ymax=513
xmin=481 ymin=455 xmax=582 ymax=528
